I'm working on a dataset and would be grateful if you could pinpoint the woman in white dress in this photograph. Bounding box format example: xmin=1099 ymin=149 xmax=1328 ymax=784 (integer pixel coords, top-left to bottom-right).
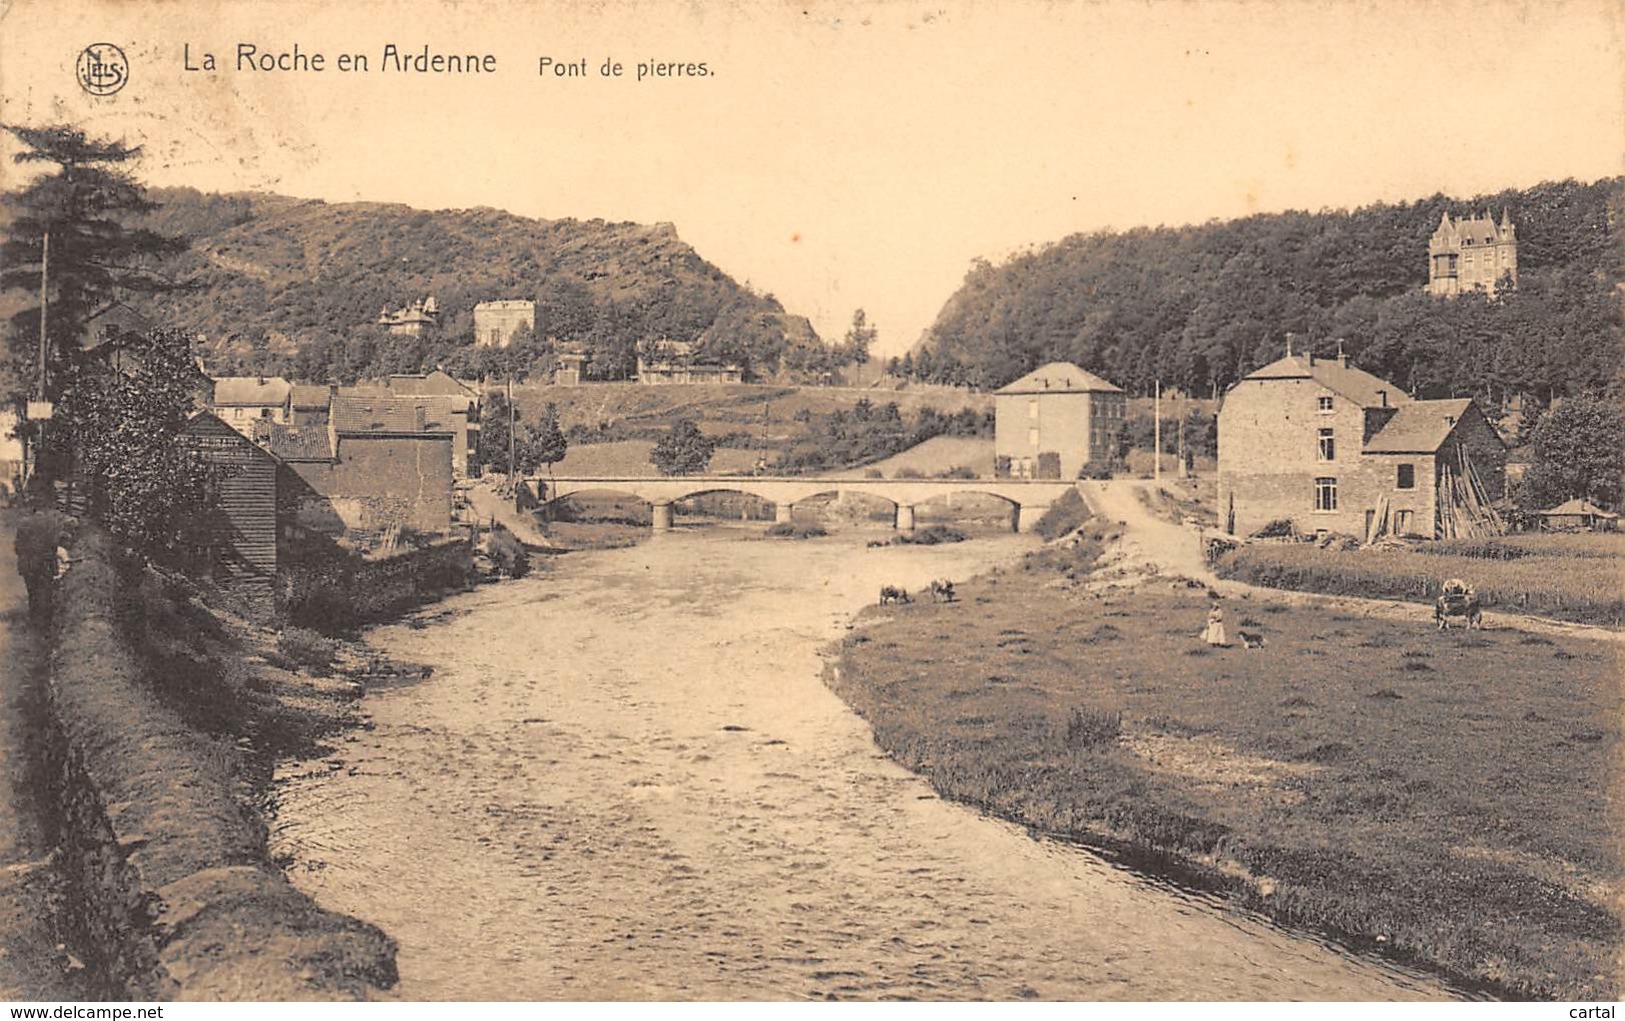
xmin=1203 ymin=603 xmax=1229 ymax=647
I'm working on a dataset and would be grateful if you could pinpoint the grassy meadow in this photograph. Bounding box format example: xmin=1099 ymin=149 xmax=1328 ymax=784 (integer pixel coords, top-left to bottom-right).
xmin=1217 ymin=539 xmax=1625 ymax=627
xmin=830 ymin=534 xmax=1623 ymax=999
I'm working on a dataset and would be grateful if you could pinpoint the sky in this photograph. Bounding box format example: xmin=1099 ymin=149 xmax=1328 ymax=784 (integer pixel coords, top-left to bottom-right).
xmin=1 ymin=0 xmax=1621 ymax=356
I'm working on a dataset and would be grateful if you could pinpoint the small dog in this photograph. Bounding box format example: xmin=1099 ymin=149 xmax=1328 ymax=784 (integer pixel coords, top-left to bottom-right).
xmin=1238 ymin=630 xmax=1267 ymax=650
xmin=879 ymin=585 xmax=912 ymax=605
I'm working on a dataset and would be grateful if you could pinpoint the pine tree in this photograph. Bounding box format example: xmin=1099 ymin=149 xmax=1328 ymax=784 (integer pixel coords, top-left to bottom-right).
xmin=1 ymin=124 xmax=186 ymax=402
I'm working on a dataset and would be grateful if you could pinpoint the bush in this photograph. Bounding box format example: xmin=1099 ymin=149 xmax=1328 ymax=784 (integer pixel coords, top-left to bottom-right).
xmin=994 ymin=454 xmax=1012 ymax=479
xmin=764 ymin=522 xmax=828 ymax=539
xmin=1079 ymin=461 xmax=1114 ymax=480
xmin=936 ymin=465 xmax=978 ymax=479
xmin=895 ymin=468 xmax=924 ymax=479
xmin=276 ymin=626 xmax=340 ymax=671
xmin=895 ymin=524 xmax=966 ymax=545
xmin=1064 ymin=707 xmax=1122 ymax=748
xmin=1034 ymin=488 xmax=1092 ymax=541
xmin=1251 ymin=518 xmax=1297 ymax=539
xmin=487 ymin=526 xmax=531 ymax=578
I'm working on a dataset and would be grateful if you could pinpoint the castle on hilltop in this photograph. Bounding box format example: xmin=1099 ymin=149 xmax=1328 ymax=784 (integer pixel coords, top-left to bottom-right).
xmin=1428 ymin=210 xmax=1517 ymax=298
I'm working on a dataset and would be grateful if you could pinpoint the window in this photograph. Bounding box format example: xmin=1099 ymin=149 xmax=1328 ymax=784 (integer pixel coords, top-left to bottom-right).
xmin=1027 ymin=428 xmax=1039 ymax=448
xmin=1395 ymin=509 xmax=1414 ymax=534
xmin=1317 ymin=427 xmax=1335 ymax=462
xmin=1314 ymin=477 xmax=1338 ymax=512
xmin=1317 ymin=395 xmax=1334 ymax=413
xmin=1396 ymin=463 xmax=1415 ymax=490
xmin=1028 ymin=399 xmax=1039 ymax=419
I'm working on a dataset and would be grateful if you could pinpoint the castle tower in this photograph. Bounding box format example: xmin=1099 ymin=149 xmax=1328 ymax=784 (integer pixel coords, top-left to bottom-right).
xmin=1428 ymin=209 xmax=1517 ymax=298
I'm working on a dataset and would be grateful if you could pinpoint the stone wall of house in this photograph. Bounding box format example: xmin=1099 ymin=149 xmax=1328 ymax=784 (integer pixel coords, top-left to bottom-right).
xmin=474 ymin=301 xmax=535 ymax=349
xmin=333 ymin=435 xmax=453 ymax=533
xmin=282 ymin=437 xmax=453 ymax=536
xmin=1218 ymin=377 xmax=1371 ymax=536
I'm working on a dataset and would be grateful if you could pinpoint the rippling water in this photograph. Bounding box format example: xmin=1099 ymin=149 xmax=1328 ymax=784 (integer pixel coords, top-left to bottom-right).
xmin=271 ymin=526 xmax=1455 ymax=1000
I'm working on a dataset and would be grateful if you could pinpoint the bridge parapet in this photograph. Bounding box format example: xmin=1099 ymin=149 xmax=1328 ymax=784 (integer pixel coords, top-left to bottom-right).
xmin=531 ymin=476 xmax=1077 ymax=532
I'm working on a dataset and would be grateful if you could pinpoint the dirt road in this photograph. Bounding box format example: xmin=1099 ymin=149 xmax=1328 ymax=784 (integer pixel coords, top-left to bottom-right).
xmin=0 ymin=512 xmax=78 ymax=1000
xmin=273 ymin=525 xmax=1449 ymax=1000
xmin=1082 ymin=479 xmax=1621 ymax=642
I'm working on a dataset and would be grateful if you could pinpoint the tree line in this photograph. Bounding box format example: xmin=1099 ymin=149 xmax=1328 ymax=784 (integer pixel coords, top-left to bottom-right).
xmin=904 ymin=178 xmax=1624 ymax=412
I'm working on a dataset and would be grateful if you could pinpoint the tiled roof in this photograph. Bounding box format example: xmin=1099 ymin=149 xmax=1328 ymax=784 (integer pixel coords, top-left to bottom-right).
xmin=1361 ymin=399 xmax=1476 ymax=453
xmin=289 ymin=384 xmax=333 ymax=410
xmin=1539 ymin=499 xmax=1618 ymax=518
xmin=263 ymin=423 xmax=333 ymax=461
xmin=995 ymin=361 xmax=1123 ymax=395
xmin=386 ymin=370 xmax=477 ymax=398
xmin=213 ymin=376 xmax=291 ymax=406
xmin=1243 ymin=355 xmax=1410 ymax=409
xmin=330 ymin=394 xmax=459 ymax=435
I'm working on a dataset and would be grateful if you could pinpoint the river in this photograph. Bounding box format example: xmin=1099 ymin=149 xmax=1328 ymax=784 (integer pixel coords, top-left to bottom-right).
xmin=271 ymin=525 xmax=1451 ymax=1000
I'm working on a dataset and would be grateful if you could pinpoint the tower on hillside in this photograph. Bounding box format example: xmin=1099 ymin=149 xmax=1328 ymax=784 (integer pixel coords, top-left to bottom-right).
xmin=1428 ymin=209 xmax=1517 ymax=298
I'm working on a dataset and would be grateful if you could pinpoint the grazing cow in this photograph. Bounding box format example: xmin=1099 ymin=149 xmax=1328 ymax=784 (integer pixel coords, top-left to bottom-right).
xmin=879 ymin=585 xmax=912 ymax=605
xmin=1434 ymin=578 xmax=1483 ymax=630
xmin=930 ymin=579 xmax=956 ymax=603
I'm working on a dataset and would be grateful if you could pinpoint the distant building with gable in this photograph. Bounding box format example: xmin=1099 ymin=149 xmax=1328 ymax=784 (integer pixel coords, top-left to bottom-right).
xmin=376 ymin=296 xmax=440 ymax=336
xmin=211 ymin=376 xmax=292 ymax=437
xmin=993 ymin=361 xmax=1125 ymax=479
xmin=636 ymin=340 xmax=743 ymax=385
xmin=1428 ymin=210 xmax=1517 ymax=298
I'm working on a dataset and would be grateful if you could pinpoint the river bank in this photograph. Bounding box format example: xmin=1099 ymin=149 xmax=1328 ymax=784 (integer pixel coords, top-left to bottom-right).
xmin=11 ymin=514 xmax=399 ymax=1000
xmin=272 ymin=523 xmax=1450 ymax=1000
xmin=832 ymin=495 xmax=1623 ymax=1000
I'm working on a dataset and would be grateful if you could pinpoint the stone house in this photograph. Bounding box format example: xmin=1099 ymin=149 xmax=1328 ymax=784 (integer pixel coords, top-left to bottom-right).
xmin=636 ymin=340 xmax=744 ymax=385
xmin=270 ymin=394 xmax=454 ymax=536
xmin=376 ymin=296 xmax=440 ymax=336
xmin=993 ymin=362 xmax=1125 ymax=479
xmin=1217 ymin=351 xmax=1506 ymax=539
xmin=473 ymin=300 xmax=536 ymax=348
xmin=212 ymin=376 xmax=292 ymax=437
xmin=1428 ymin=210 xmax=1517 ymax=298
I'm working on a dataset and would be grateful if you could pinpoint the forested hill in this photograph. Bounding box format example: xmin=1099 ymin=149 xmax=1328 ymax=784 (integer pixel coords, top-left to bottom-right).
xmin=913 ymin=178 xmax=1622 ymax=409
xmin=137 ymin=188 xmax=820 ymax=381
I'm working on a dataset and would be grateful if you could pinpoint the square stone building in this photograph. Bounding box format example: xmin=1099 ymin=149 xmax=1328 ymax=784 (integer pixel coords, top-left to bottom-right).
xmin=994 ymin=362 xmax=1125 ymax=479
xmin=1218 ymin=351 xmax=1506 ymax=539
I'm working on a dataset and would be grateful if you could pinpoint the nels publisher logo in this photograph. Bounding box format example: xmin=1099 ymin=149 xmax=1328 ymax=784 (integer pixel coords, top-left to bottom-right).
xmin=76 ymin=43 xmax=128 ymax=96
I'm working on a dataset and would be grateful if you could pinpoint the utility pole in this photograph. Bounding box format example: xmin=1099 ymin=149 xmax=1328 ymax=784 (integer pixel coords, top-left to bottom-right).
xmin=1176 ymin=390 xmax=1186 ymax=480
xmin=1153 ymin=380 xmax=1162 ymax=483
xmin=24 ymin=230 xmax=49 ymax=488
xmin=508 ymin=377 xmax=518 ymax=513
xmin=37 ymin=231 xmax=48 ymax=401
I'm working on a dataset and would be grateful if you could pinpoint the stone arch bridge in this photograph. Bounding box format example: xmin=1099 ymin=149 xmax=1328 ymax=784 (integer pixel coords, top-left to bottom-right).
xmin=529 ymin=476 xmax=1080 ymax=532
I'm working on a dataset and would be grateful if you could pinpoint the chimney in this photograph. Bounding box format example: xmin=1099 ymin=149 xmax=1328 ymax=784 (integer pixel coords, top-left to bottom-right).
xmin=1377 ymin=389 xmax=1388 ymax=407
xmin=1285 ymin=333 xmax=1295 ymax=357
xmin=414 ymin=406 xmax=427 ymax=432
xmin=1336 ymin=338 xmax=1347 ymax=367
